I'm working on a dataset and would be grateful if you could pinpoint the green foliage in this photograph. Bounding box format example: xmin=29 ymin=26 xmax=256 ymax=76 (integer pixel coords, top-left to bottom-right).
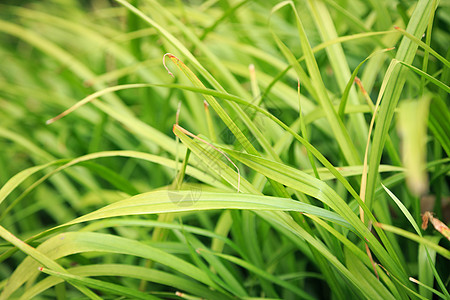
xmin=0 ymin=0 xmax=449 ymax=299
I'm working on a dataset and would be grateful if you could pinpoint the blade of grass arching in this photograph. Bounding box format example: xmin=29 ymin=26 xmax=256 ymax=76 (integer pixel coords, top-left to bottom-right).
xmin=163 ymin=83 xmax=380 ymax=220
xmin=381 ymin=184 xmax=449 ymax=298
xmin=45 ymin=84 xmax=177 ymax=157
xmin=0 ymin=161 xmax=59 ymax=207
xmin=410 ymin=274 xmax=447 ymax=300
xmin=365 ymin=0 xmax=437 ymax=211
xmin=274 ymin=1 xmax=360 ymax=166
xmin=377 ymin=269 xmax=429 ymax=300
xmin=116 ymin=0 xmax=246 ymax=98
xmin=393 ymin=26 xmax=450 ymax=69
xmin=395 ymin=60 xmax=450 ymax=93
xmin=224 ymin=150 xmax=413 ymax=287
xmin=374 ymin=223 xmax=450 ymax=260
xmin=0 ymin=226 xmax=101 ymax=300
xmin=23 ymin=264 xmax=229 ymax=300
xmin=65 ymin=190 xmax=350 ymax=230
xmin=307 ymin=0 xmax=369 ymax=150
xmin=338 ymin=48 xmax=395 ymax=119
xmin=39 ymin=267 xmax=159 ymax=300
xmin=0 ymin=127 xmax=84 ymax=210
xmin=79 ymin=219 xmax=244 ymax=260
xmin=199 ymin=249 xmax=316 ymax=300
xmin=303 ymin=165 xmax=403 ymax=181
xmin=4 ymin=231 xmax=216 ymax=298
xmin=0 ymin=149 xmax=228 ymax=226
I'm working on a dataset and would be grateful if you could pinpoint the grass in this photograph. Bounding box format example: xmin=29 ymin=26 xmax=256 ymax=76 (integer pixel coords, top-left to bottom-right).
xmin=0 ymin=0 xmax=449 ymax=299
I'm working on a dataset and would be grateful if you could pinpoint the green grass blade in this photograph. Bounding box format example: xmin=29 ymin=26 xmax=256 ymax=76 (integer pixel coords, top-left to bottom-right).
xmin=365 ymin=0 xmax=437 ymax=211
xmin=39 ymin=267 xmax=159 ymax=300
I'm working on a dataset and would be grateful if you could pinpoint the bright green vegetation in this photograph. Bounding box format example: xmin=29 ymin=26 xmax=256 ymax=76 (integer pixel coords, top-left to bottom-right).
xmin=0 ymin=0 xmax=449 ymax=299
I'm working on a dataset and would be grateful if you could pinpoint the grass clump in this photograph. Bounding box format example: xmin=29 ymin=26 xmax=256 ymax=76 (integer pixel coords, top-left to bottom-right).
xmin=0 ymin=0 xmax=449 ymax=299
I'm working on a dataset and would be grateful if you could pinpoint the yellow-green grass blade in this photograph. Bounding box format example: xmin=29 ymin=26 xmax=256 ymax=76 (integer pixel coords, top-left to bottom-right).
xmin=256 ymin=211 xmax=373 ymax=299
xmin=3 ymin=231 xmax=217 ymax=298
xmin=223 ymin=149 xmax=411 ymax=284
xmin=365 ymin=0 xmax=437 ymax=211
xmin=181 ymin=232 xmax=248 ymax=297
xmin=0 ymin=226 xmax=100 ymax=300
xmin=307 ymin=0 xmax=369 ymax=151
xmin=382 ymin=184 xmax=449 ymax=298
xmin=22 ymin=264 xmax=230 ymax=300
xmin=395 ymin=60 xmax=450 ymax=93
xmin=163 ymin=54 xmax=290 ymax=198
xmin=63 ymin=191 xmax=349 ymax=229
xmin=338 ymin=48 xmax=395 ymax=119
xmin=0 ymin=150 xmax=226 ymax=219
xmin=394 ymin=26 xmax=450 ymax=68
xmin=272 ymin=1 xmax=360 ymax=166
xmin=344 ymin=249 xmax=396 ymax=300
xmin=39 ymin=267 xmax=159 ymax=300
xmin=375 ymin=223 xmax=450 ymax=260
xmin=307 ymin=215 xmax=403 ymax=299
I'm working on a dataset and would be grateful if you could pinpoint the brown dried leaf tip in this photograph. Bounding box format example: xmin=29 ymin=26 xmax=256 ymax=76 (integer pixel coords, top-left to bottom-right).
xmin=422 ymin=211 xmax=450 ymax=241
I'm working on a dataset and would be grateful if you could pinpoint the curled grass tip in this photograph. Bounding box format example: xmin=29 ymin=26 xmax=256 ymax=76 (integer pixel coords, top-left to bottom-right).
xmin=163 ymin=53 xmax=175 ymax=77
